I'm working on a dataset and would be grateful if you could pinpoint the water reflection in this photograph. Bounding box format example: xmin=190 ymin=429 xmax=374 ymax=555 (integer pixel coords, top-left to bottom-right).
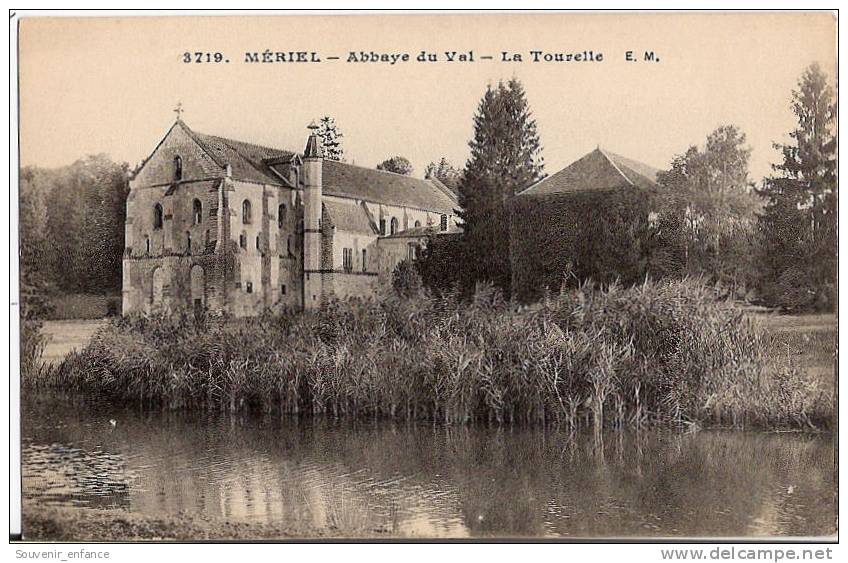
xmin=22 ymin=393 xmax=836 ymax=538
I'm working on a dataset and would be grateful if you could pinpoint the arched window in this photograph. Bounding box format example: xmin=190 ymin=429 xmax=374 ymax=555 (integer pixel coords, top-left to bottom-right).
xmin=186 ymin=231 xmax=192 ymax=254
xmin=242 ymin=199 xmax=252 ymax=224
xmin=153 ymin=203 xmax=163 ymax=230
xmin=414 ymin=220 xmax=421 ymax=228
xmin=192 ymin=199 xmax=202 ymax=225
xmin=278 ymin=204 xmax=287 ymax=228
xmin=174 ymin=155 xmax=183 ymax=181
xmin=390 ymin=217 xmax=399 ymax=235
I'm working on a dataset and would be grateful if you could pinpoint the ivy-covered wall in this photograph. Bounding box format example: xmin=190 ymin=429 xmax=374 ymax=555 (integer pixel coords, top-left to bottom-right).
xmin=508 ymin=188 xmax=683 ymax=303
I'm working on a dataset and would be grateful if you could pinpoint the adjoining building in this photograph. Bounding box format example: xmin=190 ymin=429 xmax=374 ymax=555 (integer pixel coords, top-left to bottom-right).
xmin=510 ymin=147 xmax=662 ymax=302
xmin=122 ymin=118 xmax=459 ymax=317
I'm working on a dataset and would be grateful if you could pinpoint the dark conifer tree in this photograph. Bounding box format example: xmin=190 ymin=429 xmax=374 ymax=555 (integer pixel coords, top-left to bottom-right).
xmin=758 ymin=63 xmax=836 ymax=311
xmin=456 ymin=79 xmax=545 ymax=295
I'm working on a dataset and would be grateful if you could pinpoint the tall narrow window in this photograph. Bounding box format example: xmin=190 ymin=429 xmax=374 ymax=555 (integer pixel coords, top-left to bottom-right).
xmin=287 ymin=236 xmax=292 ymax=256
xmin=245 ymin=281 xmax=253 ymax=294
xmin=343 ymin=248 xmax=353 ymax=272
xmin=186 ymin=231 xmax=192 ymax=254
xmin=239 ymin=232 xmax=247 ymax=249
xmin=242 ymin=199 xmax=252 ymax=224
xmin=278 ymin=204 xmax=287 ymax=228
xmin=390 ymin=217 xmax=399 ymax=235
xmin=153 ymin=203 xmax=163 ymax=230
xmin=440 ymin=214 xmax=448 ymax=231
xmin=281 ymin=284 xmax=287 ymax=295
xmin=193 ymin=199 xmax=202 ymax=225
xmin=174 ymin=155 xmax=183 ymax=181
xmin=145 ymin=235 xmax=150 ymax=255
xmin=362 ymin=249 xmax=367 ymax=272
xmin=256 ymin=235 xmax=261 ymax=251
xmin=379 ymin=219 xmax=386 ymax=235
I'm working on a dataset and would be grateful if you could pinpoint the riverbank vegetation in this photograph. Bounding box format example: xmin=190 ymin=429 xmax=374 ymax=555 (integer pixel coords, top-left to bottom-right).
xmin=27 ymin=279 xmax=832 ymax=430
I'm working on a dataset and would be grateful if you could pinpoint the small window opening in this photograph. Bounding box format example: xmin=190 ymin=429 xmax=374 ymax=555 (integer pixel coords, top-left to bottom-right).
xmin=242 ymin=199 xmax=252 ymax=224
xmin=153 ymin=204 xmax=164 ymax=230
xmin=193 ymin=199 xmax=202 ymax=225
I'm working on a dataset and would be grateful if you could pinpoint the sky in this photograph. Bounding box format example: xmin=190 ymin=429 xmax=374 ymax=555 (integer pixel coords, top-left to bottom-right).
xmin=18 ymin=12 xmax=836 ymax=182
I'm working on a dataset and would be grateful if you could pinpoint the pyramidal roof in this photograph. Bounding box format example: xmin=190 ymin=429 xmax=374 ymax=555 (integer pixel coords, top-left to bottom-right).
xmin=175 ymin=121 xmax=458 ymax=214
xmin=520 ymin=148 xmax=661 ymax=196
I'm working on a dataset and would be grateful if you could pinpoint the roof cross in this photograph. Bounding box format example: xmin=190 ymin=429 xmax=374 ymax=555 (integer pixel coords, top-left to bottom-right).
xmin=174 ymin=102 xmax=184 ymax=121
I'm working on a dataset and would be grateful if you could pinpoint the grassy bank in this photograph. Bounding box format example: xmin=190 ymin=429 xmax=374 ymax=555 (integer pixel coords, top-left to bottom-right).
xmin=28 ymin=279 xmax=832 ymax=430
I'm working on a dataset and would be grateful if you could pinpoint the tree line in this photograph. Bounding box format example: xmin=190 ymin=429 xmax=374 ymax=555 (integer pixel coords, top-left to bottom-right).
xmin=414 ymin=63 xmax=837 ymax=313
xmin=18 ymin=63 xmax=837 ymax=319
xmin=20 ymin=155 xmax=130 ymax=317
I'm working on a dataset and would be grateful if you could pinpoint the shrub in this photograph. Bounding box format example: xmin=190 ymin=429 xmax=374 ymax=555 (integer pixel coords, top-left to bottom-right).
xmin=391 ymin=259 xmax=423 ymax=297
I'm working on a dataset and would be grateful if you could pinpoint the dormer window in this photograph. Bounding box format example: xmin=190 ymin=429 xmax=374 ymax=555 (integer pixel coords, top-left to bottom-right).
xmin=174 ymin=155 xmax=183 ymax=181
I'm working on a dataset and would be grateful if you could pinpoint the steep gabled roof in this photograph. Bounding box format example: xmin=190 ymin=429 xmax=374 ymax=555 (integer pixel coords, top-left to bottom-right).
xmin=178 ymin=121 xmax=458 ymax=213
xmin=322 ymin=160 xmax=457 ymax=213
xmin=192 ymin=130 xmax=295 ymax=185
xmin=520 ymin=148 xmax=660 ymax=196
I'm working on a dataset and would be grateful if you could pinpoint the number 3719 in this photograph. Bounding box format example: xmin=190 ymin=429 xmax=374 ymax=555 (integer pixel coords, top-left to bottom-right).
xmin=183 ymin=52 xmax=227 ymax=63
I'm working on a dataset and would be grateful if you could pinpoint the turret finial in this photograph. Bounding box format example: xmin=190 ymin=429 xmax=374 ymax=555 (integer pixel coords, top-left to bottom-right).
xmin=304 ymin=121 xmax=323 ymax=159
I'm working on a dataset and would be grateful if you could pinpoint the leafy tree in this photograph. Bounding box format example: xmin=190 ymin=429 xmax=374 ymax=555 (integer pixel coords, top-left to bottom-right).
xmin=424 ymin=158 xmax=461 ymax=192
xmin=23 ymin=155 xmax=129 ymax=297
xmin=377 ymin=156 xmax=414 ymax=176
xmin=758 ymin=62 xmax=836 ymax=311
xmin=456 ymin=79 xmax=545 ymax=295
xmin=19 ymin=169 xmax=54 ymax=320
xmin=316 ymin=116 xmax=344 ymax=161
xmin=656 ymin=125 xmax=762 ymax=297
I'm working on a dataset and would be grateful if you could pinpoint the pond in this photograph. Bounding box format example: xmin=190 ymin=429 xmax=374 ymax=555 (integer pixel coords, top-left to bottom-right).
xmin=21 ymin=393 xmax=836 ymax=539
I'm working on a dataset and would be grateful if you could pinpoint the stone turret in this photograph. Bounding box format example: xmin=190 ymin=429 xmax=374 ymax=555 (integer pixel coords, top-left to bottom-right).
xmin=302 ymin=122 xmax=323 ymax=309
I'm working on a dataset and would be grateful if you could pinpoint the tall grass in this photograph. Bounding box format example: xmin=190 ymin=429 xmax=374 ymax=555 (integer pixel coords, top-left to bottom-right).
xmin=28 ymin=279 xmax=831 ymax=430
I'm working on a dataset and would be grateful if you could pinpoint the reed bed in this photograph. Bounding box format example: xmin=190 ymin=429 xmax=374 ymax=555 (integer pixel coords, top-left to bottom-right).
xmin=29 ymin=279 xmax=832 ymax=430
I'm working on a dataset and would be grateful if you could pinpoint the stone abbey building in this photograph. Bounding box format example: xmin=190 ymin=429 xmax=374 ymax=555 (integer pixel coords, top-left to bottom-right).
xmin=122 ymin=118 xmax=459 ymax=317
